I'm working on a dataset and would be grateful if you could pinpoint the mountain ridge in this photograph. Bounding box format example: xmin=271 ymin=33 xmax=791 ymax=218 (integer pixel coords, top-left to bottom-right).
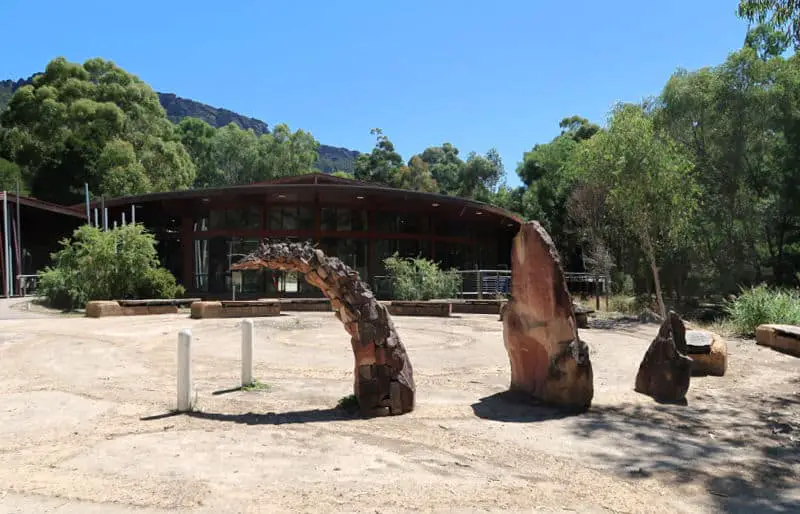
xmin=0 ymin=77 xmax=359 ymax=174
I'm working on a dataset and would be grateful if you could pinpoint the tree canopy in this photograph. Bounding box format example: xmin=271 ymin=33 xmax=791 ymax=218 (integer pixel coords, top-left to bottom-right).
xmin=0 ymin=57 xmax=196 ymax=203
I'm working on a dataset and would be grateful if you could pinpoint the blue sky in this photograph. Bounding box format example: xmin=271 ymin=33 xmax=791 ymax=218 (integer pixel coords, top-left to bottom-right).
xmin=2 ymin=0 xmax=749 ymax=187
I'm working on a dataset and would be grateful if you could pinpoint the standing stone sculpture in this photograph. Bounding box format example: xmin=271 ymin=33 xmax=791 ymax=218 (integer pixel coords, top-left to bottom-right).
xmin=502 ymin=221 xmax=594 ymax=410
xmin=231 ymin=241 xmax=415 ymax=416
xmin=634 ymin=312 xmax=693 ymax=402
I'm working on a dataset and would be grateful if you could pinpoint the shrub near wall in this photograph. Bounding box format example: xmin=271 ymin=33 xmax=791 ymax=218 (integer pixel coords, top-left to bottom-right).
xmin=383 ymin=253 xmax=462 ymax=300
xmin=38 ymin=224 xmax=185 ymax=310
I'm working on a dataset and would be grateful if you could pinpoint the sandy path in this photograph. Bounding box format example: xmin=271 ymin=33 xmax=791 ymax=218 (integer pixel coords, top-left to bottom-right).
xmin=0 ymin=313 xmax=797 ymax=513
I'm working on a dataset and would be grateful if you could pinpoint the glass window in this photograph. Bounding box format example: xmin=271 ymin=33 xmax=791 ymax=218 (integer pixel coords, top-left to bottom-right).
xmin=282 ymin=207 xmax=298 ymax=230
xmin=352 ymin=210 xmax=368 ymax=231
xmin=194 ymin=216 xmax=209 ymax=232
xmin=209 ymin=210 xmax=227 ymax=230
xmin=268 ymin=207 xmax=281 ymax=230
xmin=398 ymin=213 xmax=429 ymax=234
xmin=375 ymin=211 xmax=397 ymax=233
xmin=337 ymin=209 xmax=352 ymax=232
xmin=321 ymin=208 xmax=368 ymax=232
xmin=241 ymin=206 xmax=261 ymax=229
xmin=207 ymin=207 xmax=261 ymax=230
xmin=298 ymin=206 xmax=314 ymax=231
xmin=321 ymin=208 xmax=337 ymax=231
xmin=436 ymin=219 xmax=471 ymax=238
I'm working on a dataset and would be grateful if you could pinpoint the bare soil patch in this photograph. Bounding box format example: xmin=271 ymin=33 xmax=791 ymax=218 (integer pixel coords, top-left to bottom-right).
xmin=0 ymin=312 xmax=797 ymax=513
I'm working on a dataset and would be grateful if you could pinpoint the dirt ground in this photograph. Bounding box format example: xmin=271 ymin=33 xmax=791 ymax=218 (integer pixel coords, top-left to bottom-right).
xmin=0 ymin=308 xmax=797 ymax=513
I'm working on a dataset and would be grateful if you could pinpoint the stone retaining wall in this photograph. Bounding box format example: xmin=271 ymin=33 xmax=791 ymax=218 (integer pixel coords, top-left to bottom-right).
xmin=386 ymin=301 xmax=452 ymax=317
xmin=86 ymin=301 xmax=180 ymax=318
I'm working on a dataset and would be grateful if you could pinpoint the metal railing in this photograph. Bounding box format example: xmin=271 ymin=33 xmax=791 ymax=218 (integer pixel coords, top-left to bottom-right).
xmin=373 ymin=269 xmax=608 ymax=302
xmin=16 ymin=274 xmax=39 ymax=297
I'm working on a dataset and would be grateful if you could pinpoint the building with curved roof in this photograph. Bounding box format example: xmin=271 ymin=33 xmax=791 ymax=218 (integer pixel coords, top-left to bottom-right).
xmin=84 ymin=173 xmax=523 ymax=298
xmin=0 ymin=173 xmax=522 ymax=298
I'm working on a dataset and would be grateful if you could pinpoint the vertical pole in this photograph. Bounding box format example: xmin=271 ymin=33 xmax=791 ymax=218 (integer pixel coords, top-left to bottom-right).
xmin=101 ymin=197 xmax=105 ymax=230
xmin=131 ymin=205 xmax=136 ymax=225
xmin=595 ymin=275 xmax=600 ymax=311
xmin=3 ymin=192 xmax=10 ymax=297
xmin=122 ymin=212 xmax=126 ymax=226
xmin=477 ymin=270 xmax=483 ymax=299
xmin=84 ymin=183 xmax=90 ymax=223
xmin=177 ymin=329 xmax=193 ymax=412
xmin=15 ymin=180 xmax=21 ymax=279
xmin=94 ymin=208 xmax=98 ymax=228
xmin=103 ymin=209 xmax=108 ymax=231
xmin=241 ymin=319 xmax=254 ymax=387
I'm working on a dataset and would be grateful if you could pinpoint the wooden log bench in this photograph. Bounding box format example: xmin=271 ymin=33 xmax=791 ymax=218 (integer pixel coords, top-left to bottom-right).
xmin=450 ymin=299 xmax=507 ymax=315
xmin=191 ymin=300 xmax=281 ymax=319
xmin=755 ymin=324 xmax=800 ymax=357
xmin=386 ymin=301 xmax=452 ymax=317
xmin=190 ymin=300 xmax=281 ymax=319
xmin=86 ymin=298 xmax=201 ymax=318
xmin=573 ymin=304 xmax=595 ymax=329
xmin=275 ymin=298 xmax=333 ymax=312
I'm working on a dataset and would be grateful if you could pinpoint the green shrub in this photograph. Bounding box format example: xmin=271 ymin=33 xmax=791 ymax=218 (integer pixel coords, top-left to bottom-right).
xmin=137 ymin=267 xmax=186 ymax=299
xmin=727 ymin=285 xmax=800 ymax=336
xmin=608 ymin=295 xmax=637 ymax=314
xmin=611 ymin=272 xmax=634 ymax=295
xmin=38 ymin=224 xmax=184 ymax=310
xmin=383 ymin=253 xmax=462 ymax=300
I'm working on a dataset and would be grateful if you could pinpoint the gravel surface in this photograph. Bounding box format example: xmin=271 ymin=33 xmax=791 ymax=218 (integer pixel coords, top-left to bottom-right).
xmin=0 ymin=312 xmax=797 ymax=513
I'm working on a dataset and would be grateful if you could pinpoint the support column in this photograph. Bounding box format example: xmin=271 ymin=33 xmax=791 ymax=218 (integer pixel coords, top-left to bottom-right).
xmin=181 ymin=216 xmax=193 ymax=291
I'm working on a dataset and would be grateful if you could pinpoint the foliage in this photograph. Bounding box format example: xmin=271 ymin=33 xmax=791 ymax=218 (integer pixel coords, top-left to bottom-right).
xmin=739 ymin=0 xmax=800 ymax=47
xmin=570 ymin=103 xmax=698 ymax=317
xmin=383 ymin=253 xmax=462 ymax=300
xmin=336 ymin=394 xmax=359 ymax=412
xmin=38 ymin=224 xmax=184 ymax=309
xmin=177 ymin=119 xmax=318 ymax=187
xmin=241 ymin=379 xmax=271 ymax=392
xmin=727 ymin=284 xmax=800 ymax=335
xmin=0 ymin=57 xmax=196 ymax=204
xmin=0 ymin=158 xmax=26 ymax=193
xmin=354 ymin=128 xmax=405 ymax=186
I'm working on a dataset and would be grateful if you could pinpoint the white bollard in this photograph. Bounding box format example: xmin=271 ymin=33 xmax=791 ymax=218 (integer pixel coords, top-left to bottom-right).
xmin=177 ymin=329 xmax=193 ymax=412
xmin=241 ymin=319 xmax=254 ymax=386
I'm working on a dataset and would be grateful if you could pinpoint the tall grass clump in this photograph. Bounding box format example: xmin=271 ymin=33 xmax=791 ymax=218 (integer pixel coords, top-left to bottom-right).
xmin=727 ymin=285 xmax=800 ymax=336
xmin=383 ymin=253 xmax=462 ymax=300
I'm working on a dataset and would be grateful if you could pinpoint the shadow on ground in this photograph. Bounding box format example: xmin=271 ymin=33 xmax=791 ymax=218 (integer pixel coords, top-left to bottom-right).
xmin=567 ymin=391 xmax=800 ymax=513
xmin=470 ymin=391 xmax=586 ymax=422
xmin=141 ymin=407 xmax=363 ymax=425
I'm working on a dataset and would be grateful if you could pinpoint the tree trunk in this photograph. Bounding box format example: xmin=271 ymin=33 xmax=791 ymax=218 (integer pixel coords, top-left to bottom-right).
xmin=648 ymin=256 xmax=667 ymax=319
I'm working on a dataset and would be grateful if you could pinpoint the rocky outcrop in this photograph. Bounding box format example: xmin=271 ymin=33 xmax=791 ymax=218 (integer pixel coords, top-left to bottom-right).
xmin=634 ymin=312 xmax=693 ymax=402
xmin=231 ymin=241 xmax=414 ymax=415
xmin=501 ymin=221 xmax=594 ymax=410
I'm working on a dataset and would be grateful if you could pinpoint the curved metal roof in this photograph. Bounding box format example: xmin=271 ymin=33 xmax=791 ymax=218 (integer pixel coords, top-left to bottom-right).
xmin=76 ymin=173 xmax=524 ymax=225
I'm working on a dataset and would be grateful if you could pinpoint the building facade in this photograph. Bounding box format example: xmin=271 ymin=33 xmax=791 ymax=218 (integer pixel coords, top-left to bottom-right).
xmin=87 ymin=174 xmax=523 ymax=298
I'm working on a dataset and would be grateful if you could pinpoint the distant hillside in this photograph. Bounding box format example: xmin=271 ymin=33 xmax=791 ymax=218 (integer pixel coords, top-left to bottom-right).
xmin=0 ymin=77 xmax=358 ymax=174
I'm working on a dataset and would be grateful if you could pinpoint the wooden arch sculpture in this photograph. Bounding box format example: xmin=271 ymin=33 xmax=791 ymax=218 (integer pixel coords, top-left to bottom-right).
xmin=231 ymin=241 xmax=415 ymax=416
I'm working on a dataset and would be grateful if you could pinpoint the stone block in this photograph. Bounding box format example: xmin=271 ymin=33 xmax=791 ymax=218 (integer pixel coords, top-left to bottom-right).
xmin=756 ymin=324 xmax=800 ymax=357
xmin=387 ymin=301 xmax=452 ymax=317
xmin=686 ymin=330 xmax=727 ymax=376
